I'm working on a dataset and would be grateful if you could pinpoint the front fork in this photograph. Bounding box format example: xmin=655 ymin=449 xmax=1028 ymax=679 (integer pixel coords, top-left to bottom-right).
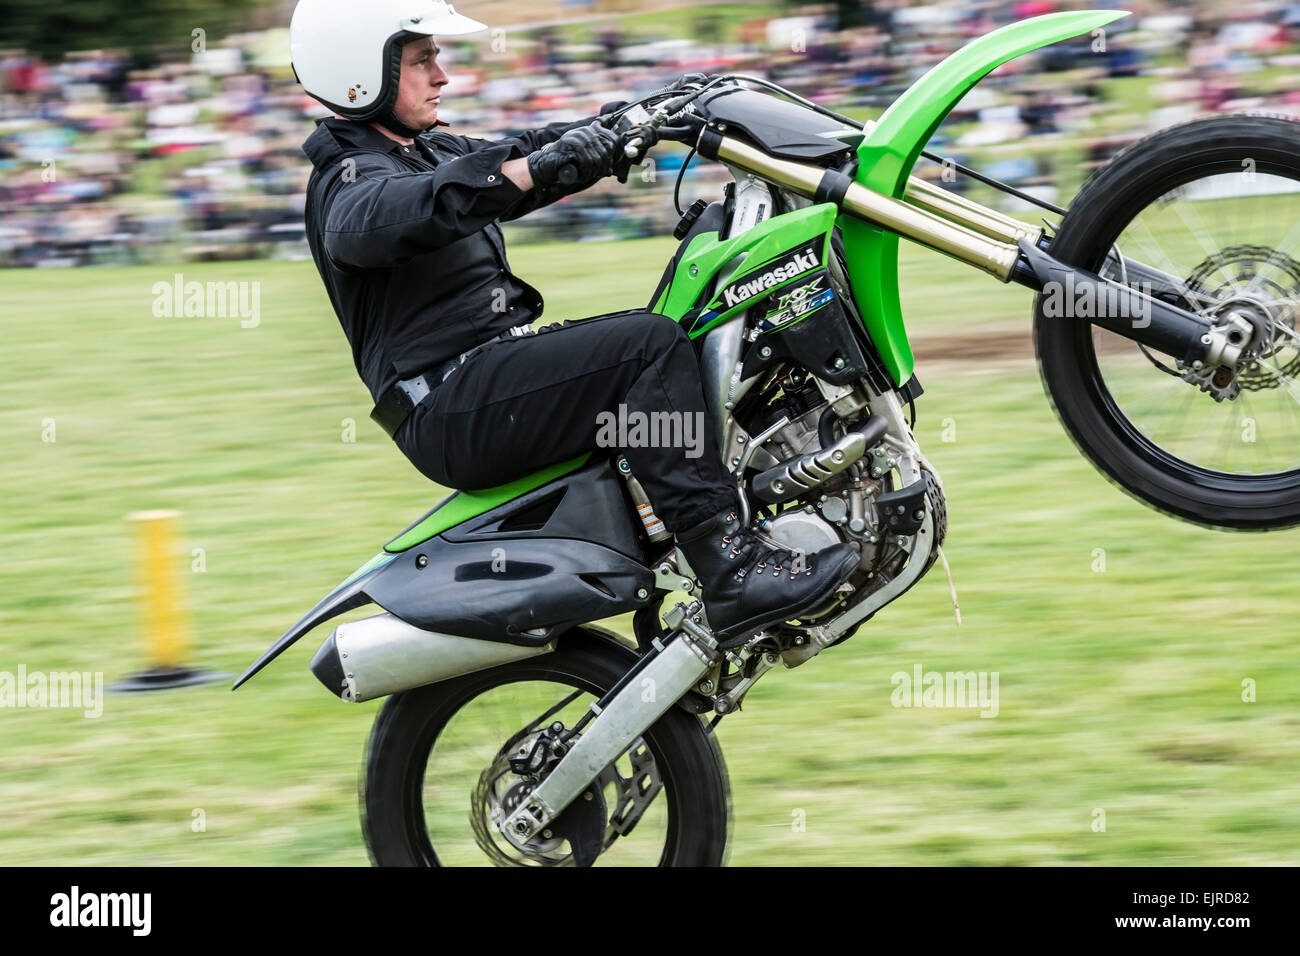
xmin=1014 ymin=239 xmax=1254 ymax=371
xmin=704 ymin=133 xmax=1259 ymax=375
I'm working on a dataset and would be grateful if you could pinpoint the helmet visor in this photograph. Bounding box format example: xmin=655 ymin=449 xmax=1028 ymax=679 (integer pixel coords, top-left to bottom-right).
xmin=399 ymin=2 xmax=486 ymax=37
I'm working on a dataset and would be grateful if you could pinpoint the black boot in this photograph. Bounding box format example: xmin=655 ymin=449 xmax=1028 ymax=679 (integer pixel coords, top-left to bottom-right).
xmin=676 ymin=507 xmax=860 ymax=647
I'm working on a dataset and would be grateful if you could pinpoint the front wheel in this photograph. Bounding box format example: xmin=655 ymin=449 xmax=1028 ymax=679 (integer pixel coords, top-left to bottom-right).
xmin=360 ymin=628 xmax=731 ymax=866
xmin=1035 ymin=113 xmax=1300 ymax=530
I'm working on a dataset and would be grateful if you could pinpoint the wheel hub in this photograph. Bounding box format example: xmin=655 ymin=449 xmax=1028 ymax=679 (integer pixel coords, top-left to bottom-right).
xmin=470 ymin=721 xmax=662 ymax=866
xmin=472 ymin=728 xmax=575 ymax=865
xmin=1185 ymin=243 xmax=1300 ymax=393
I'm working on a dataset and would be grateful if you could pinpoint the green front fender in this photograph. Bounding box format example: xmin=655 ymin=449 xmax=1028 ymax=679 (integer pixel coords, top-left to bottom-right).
xmin=839 ymin=9 xmax=1130 ymax=385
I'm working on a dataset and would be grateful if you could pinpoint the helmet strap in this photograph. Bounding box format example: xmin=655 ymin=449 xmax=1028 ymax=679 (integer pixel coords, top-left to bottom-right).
xmin=374 ymin=109 xmax=430 ymax=140
xmin=365 ymin=30 xmax=446 ymax=141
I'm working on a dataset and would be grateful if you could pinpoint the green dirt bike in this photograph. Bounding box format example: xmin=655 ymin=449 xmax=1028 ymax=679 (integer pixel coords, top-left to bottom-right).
xmin=235 ymin=10 xmax=1300 ymax=865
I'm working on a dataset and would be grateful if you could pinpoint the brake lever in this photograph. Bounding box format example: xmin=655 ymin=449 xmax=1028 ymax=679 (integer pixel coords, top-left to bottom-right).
xmin=612 ymin=124 xmax=657 ymax=184
xmin=561 ymin=83 xmax=715 ymax=185
xmin=555 ymin=113 xmax=635 ymax=186
xmin=610 ymin=90 xmax=697 ymax=183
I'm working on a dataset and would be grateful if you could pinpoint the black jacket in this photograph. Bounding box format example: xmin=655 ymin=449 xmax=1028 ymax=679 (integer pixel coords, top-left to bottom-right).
xmin=302 ymin=113 xmax=607 ymax=402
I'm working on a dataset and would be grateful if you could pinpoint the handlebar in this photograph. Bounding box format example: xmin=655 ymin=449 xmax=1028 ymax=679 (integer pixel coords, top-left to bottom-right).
xmin=552 ymin=84 xmax=710 ymax=187
xmin=554 ymin=121 xmax=697 ymax=186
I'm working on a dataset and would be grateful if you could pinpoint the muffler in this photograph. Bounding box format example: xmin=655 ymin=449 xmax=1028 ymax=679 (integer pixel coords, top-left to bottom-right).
xmin=310 ymin=613 xmax=552 ymax=702
xmin=752 ymin=414 xmax=888 ymax=504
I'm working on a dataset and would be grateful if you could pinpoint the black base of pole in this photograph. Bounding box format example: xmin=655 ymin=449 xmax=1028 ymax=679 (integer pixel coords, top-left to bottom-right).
xmin=107 ymin=666 xmax=230 ymax=693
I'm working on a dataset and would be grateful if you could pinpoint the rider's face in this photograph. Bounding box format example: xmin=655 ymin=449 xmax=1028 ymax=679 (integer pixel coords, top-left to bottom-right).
xmin=392 ymin=37 xmax=449 ymax=130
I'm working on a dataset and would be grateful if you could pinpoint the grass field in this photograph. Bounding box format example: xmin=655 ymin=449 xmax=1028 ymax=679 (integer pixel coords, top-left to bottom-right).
xmin=2 ymin=237 xmax=1299 ymax=865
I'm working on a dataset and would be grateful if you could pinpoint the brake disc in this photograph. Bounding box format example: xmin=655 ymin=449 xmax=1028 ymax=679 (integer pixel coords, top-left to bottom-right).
xmin=471 ymin=725 xmax=662 ymax=867
xmin=1185 ymin=243 xmax=1300 ymax=391
xmin=472 ymin=733 xmax=574 ymax=866
xmin=598 ymin=737 xmax=663 ymax=845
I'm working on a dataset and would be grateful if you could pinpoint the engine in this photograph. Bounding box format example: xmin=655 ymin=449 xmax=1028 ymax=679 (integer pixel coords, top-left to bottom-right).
xmin=731 ymin=367 xmax=917 ymax=624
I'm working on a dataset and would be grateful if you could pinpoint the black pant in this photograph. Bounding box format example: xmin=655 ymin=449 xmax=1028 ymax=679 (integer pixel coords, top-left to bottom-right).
xmin=393 ymin=310 xmax=738 ymax=532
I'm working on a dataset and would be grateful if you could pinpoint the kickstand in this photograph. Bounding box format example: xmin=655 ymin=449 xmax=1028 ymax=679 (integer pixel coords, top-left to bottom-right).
xmin=937 ymin=545 xmax=961 ymax=627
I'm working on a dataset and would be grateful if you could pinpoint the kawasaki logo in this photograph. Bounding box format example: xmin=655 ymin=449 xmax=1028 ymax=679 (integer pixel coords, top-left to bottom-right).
xmin=718 ymin=246 xmax=821 ymax=309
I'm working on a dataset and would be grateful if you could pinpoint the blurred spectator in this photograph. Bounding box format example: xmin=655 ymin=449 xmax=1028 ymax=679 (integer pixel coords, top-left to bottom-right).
xmin=4 ymin=1 xmax=1300 ymax=267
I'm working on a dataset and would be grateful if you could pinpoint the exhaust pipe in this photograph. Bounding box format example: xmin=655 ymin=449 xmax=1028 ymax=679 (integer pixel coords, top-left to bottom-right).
xmin=310 ymin=613 xmax=553 ymax=702
xmin=752 ymin=414 xmax=888 ymax=504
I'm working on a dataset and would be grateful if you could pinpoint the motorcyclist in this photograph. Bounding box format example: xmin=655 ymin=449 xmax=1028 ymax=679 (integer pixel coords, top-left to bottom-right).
xmin=290 ymin=0 xmax=859 ymax=646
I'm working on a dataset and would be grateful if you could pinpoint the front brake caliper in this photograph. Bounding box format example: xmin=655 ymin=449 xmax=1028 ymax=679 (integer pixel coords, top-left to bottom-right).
xmin=508 ymin=721 xmax=568 ymax=777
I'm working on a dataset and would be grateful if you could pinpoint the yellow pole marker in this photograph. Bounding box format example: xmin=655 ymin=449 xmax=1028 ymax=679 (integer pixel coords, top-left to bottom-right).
xmin=130 ymin=509 xmax=190 ymax=669
xmin=111 ymin=510 xmax=225 ymax=692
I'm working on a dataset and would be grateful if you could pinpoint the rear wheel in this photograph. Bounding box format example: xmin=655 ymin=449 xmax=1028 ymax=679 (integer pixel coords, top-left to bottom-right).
xmin=360 ymin=629 xmax=730 ymax=866
xmin=1035 ymin=113 xmax=1300 ymax=529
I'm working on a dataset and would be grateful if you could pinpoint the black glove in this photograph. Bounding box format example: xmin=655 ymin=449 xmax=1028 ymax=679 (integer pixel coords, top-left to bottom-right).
xmin=527 ymin=122 xmax=620 ymax=189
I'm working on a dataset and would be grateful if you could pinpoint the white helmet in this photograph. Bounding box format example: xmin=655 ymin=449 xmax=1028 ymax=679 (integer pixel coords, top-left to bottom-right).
xmin=290 ymin=0 xmax=487 ymax=121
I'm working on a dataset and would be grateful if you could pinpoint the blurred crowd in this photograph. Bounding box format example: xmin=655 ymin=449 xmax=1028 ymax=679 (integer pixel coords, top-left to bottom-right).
xmin=5 ymin=0 xmax=1300 ymax=267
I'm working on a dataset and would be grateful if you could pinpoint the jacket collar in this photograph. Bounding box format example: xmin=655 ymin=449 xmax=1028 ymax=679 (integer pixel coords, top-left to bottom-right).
xmin=302 ymin=115 xmax=451 ymax=170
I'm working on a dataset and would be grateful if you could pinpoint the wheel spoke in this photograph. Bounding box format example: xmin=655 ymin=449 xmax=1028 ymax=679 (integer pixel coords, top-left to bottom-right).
xmin=1244 ymin=220 xmax=1300 ymax=296
xmin=1097 ymin=175 xmax=1300 ymax=476
xmin=1172 ymin=200 xmax=1249 ymax=298
xmin=1252 ymin=354 xmax=1300 ymax=408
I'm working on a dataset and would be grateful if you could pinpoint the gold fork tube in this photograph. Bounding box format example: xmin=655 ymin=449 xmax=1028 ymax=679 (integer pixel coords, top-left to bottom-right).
xmin=710 ymin=135 xmax=1023 ymax=281
xmin=903 ymin=175 xmax=1044 ymax=247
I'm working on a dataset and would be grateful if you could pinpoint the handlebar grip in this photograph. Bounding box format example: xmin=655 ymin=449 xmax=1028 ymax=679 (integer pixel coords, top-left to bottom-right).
xmin=557 ymin=163 xmax=579 ymax=185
